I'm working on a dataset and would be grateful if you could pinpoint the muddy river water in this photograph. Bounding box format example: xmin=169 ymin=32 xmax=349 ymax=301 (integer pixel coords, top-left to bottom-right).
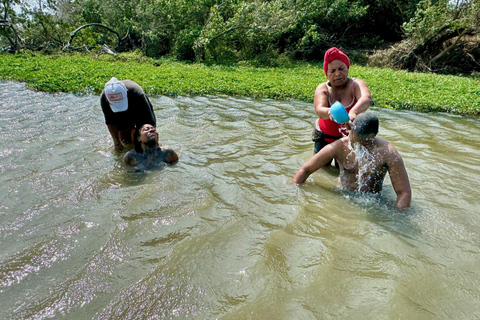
xmin=0 ymin=80 xmax=479 ymax=319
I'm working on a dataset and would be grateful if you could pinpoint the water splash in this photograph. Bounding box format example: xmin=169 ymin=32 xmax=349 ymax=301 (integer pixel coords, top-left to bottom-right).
xmin=347 ymin=140 xmax=377 ymax=193
xmin=337 ymin=123 xmax=349 ymax=139
xmin=336 ymin=122 xmax=378 ymax=193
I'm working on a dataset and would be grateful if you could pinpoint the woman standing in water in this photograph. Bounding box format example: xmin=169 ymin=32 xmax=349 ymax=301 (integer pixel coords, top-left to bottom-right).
xmin=313 ymin=47 xmax=372 ymax=154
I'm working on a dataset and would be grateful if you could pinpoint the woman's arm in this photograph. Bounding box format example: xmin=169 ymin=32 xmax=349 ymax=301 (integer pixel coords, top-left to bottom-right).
xmin=313 ymin=83 xmax=331 ymax=119
xmin=348 ymin=79 xmax=372 ymax=121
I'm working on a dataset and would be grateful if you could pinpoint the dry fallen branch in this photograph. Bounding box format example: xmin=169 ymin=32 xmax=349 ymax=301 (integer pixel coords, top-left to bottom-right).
xmin=96 ymin=44 xmax=116 ymax=57
xmin=63 ymin=23 xmax=121 ymax=52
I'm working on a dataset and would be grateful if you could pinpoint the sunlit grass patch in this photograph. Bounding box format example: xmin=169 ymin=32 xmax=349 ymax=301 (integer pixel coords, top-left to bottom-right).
xmin=0 ymin=52 xmax=478 ymax=115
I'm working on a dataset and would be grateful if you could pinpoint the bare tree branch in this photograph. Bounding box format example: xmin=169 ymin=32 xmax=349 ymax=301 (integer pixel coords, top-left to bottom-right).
xmin=63 ymin=23 xmax=121 ymax=51
xmin=429 ymin=28 xmax=471 ymax=67
xmin=0 ymin=18 xmax=22 ymax=53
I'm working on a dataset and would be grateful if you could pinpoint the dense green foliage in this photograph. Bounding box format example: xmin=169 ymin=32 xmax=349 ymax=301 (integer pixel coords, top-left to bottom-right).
xmin=1 ymin=52 xmax=478 ymax=115
xmin=3 ymin=0 xmax=480 ymax=74
xmin=369 ymin=0 xmax=480 ymax=74
xmin=1 ymin=0 xmax=419 ymax=63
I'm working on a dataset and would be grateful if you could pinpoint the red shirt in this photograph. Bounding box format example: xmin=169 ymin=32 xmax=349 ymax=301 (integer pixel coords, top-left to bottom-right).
xmin=317 ymin=79 xmax=356 ymax=143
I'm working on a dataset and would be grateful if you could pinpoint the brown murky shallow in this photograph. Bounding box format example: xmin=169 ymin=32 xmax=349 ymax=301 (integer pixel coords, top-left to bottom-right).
xmin=1 ymin=80 xmax=479 ymax=319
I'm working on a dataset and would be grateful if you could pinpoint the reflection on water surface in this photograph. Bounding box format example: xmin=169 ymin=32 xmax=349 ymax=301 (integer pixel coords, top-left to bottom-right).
xmin=0 ymin=80 xmax=479 ymax=319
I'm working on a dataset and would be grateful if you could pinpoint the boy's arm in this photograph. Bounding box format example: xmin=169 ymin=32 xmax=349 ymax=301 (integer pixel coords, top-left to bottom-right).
xmin=294 ymin=142 xmax=339 ymax=184
xmin=124 ymin=151 xmax=138 ymax=166
xmin=386 ymin=145 xmax=411 ymax=210
xmin=164 ymin=148 xmax=178 ymax=164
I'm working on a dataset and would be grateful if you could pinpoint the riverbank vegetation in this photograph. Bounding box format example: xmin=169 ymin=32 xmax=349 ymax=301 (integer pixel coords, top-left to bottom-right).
xmin=2 ymin=0 xmax=480 ymax=75
xmin=2 ymin=0 xmax=480 ymax=115
xmin=1 ymin=52 xmax=479 ymax=115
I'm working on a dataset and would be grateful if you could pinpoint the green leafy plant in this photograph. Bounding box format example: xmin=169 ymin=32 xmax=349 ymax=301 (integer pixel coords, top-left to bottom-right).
xmin=0 ymin=52 xmax=478 ymax=115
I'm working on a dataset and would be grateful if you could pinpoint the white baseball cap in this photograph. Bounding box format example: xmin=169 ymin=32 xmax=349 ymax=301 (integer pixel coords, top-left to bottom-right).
xmin=104 ymin=77 xmax=128 ymax=112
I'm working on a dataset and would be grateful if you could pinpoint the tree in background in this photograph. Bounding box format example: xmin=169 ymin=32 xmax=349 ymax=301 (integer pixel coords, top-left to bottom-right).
xmin=369 ymin=0 xmax=480 ymax=74
xmin=361 ymin=0 xmax=419 ymax=40
xmin=4 ymin=0 xmax=480 ymax=74
xmin=1 ymin=0 xmax=24 ymax=52
xmin=282 ymin=0 xmax=369 ymax=61
xmin=192 ymin=0 xmax=297 ymax=64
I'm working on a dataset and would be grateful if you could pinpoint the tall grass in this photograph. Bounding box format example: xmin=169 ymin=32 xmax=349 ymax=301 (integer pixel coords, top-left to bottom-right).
xmin=1 ymin=52 xmax=479 ymax=115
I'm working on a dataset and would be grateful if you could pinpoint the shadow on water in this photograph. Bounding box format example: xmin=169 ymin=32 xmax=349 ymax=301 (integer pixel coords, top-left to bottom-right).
xmin=1 ymin=80 xmax=479 ymax=319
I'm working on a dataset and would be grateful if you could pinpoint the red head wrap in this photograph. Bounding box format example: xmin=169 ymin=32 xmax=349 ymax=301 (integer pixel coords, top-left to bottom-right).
xmin=323 ymin=47 xmax=350 ymax=75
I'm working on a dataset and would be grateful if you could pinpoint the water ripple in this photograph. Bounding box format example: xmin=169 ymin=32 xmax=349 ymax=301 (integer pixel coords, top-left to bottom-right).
xmin=0 ymin=80 xmax=479 ymax=319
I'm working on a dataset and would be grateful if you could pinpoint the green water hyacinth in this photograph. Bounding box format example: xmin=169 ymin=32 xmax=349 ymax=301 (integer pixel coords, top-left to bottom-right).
xmin=0 ymin=52 xmax=479 ymax=115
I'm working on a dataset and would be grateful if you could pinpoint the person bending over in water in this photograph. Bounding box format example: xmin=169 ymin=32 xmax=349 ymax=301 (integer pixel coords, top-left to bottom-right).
xmin=294 ymin=113 xmax=411 ymax=210
xmin=124 ymin=124 xmax=178 ymax=170
xmin=101 ymin=77 xmax=156 ymax=153
xmin=313 ymin=47 xmax=372 ymax=154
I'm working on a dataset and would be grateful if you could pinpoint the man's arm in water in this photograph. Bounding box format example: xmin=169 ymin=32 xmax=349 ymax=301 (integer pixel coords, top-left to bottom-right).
xmin=163 ymin=148 xmax=179 ymax=164
xmin=294 ymin=142 xmax=339 ymax=184
xmin=385 ymin=144 xmax=411 ymax=210
xmin=124 ymin=150 xmax=139 ymax=166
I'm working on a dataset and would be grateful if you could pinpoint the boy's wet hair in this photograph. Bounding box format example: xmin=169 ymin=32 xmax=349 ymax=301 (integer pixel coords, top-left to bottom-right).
xmin=353 ymin=112 xmax=379 ymax=135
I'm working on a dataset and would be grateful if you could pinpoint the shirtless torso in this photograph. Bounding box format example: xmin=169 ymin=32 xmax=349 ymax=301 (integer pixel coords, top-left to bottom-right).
xmin=335 ymin=137 xmax=391 ymax=193
xmin=294 ymin=121 xmax=411 ymax=210
xmin=124 ymin=146 xmax=177 ymax=171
